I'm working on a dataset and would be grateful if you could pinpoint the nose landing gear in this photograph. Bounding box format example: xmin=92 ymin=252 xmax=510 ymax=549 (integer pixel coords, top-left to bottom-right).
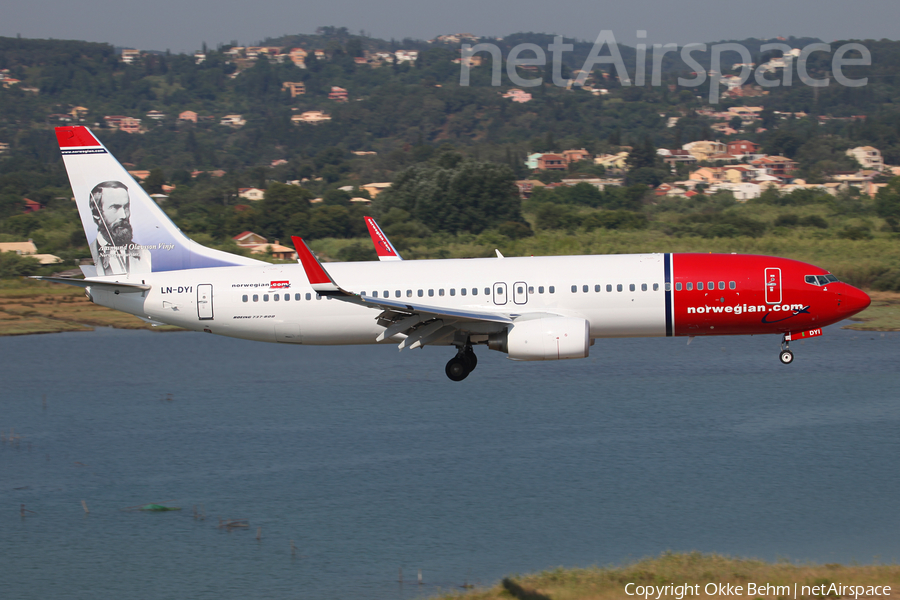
xmin=445 ymin=344 xmax=477 ymax=381
xmin=779 ymin=334 xmax=794 ymax=364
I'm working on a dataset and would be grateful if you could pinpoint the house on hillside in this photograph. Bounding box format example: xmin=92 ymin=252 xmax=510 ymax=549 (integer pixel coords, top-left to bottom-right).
xmin=220 ymin=114 xmax=246 ymax=128
xmin=537 ymin=154 xmax=567 ymax=171
xmin=238 ymin=188 xmax=265 ymax=201
xmin=846 ymin=146 xmax=884 ymax=171
xmin=179 ymin=110 xmax=198 ymax=122
xmin=231 ymin=232 xmax=296 ymax=260
xmin=291 ymin=111 xmax=331 ymax=124
xmin=282 ymin=82 xmax=306 ymax=98
xmin=121 ymin=49 xmax=141 ymax=64
xmin=328 ymin=87 xmax=348 ymax=102
xmin=0 ymin=239 xmax=62 ymax=264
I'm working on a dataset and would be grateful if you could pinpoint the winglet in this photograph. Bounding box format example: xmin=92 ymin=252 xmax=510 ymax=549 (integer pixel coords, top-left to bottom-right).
xmin=291 ymin=236 xmax=341 ymax=293
xmin=364 ymin=216 xmax=402 ymax=261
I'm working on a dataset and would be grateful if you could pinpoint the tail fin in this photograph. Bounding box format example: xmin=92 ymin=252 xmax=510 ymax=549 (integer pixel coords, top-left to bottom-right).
xmin=56 ymin=126 xmax=263 ymax=276
xmin=364 ymin=216 xmax=402 ymax=261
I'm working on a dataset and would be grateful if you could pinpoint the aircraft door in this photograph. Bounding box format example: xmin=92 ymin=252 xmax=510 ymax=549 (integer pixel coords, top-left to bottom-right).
xmin=493 ymin=282 xmax=507 ymax=305
xmin=764 ymin=268 xmax=781 ymax=304
xmin=197 ymin=284 xmax=214 ymax=320
xmin=513 ymin=281 xmax=528 ymax=305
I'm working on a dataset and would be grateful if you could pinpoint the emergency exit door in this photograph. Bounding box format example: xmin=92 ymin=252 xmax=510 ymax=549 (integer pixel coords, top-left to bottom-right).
xmin=197 ymin=284 xmax=214 ymax=320
xmin=764 ymin=268 xmax=781 ymax=304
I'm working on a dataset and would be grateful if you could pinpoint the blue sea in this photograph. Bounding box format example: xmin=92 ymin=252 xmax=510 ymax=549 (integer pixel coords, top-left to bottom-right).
xmin=2 ymin=324 xmax=899 ymax=599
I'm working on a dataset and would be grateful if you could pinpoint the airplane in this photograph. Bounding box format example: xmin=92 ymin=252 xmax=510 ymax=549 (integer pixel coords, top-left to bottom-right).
xmin=37 ymin=126 xmax=872 ymax=381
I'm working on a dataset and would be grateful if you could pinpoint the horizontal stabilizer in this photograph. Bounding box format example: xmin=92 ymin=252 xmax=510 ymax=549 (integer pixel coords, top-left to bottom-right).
xmin=31 ymin=276 xmax=150 ymax=293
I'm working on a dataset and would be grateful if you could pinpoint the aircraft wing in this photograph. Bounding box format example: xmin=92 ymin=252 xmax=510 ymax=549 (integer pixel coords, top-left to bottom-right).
xmin=291 ymin=236 xmax=511 ymax=349
xmin=364 ymin=216 xmax=402 ymax=261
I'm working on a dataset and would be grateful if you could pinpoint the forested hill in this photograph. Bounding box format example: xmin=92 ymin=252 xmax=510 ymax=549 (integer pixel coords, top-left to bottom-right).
xmin=3 ymin=31 xmax=900 ymax=284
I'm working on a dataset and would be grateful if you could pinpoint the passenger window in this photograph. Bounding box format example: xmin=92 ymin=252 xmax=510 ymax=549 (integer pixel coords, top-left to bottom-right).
xmin=686 ymin=282 xmax=693 ymax=291
xmin=439 ymin=289 xmax=445 ymax=296
xmin=407 ymin=290 xmax=412 ymax=297
xmin=461 ymin=288 xmax=467 ymax=296
xmin=284 ymin=293 xmax=289 ymax=301
xmin=641 ymin=283 xmax=647 ymax=291
xmin=594 ymin=284 xmax=600 ymax=292
xmin=373 ymin=291 xmax=378 ymax=298
xmin=418 ymin=289 xmax=423 ymax=297
xmin=429 ymin=289 xmax=434 ymax=297
xmin=697 ymin=282 xmax=703 ymax=291
xmin=538 ymin=286 xmax=544 ymax=294
xmin=582 ymin=285 xmax=588 ymax=293
xmin=549 ymin=286 xmax=555 ymax=293
xmin=305 ymin=293 xmax=311 ymax=300
xmin=665 ymin=282 xmax=671 ymax=291
xmin=316 ymin=294 xmax=322 ymax=300
xmin=253 ymin=294 xmax=259 ymax=302
xmin=395 ymin=290 xmax=401 ymax=298
xmin=708 ymin=281 xmax=714 ymax=290
xmin=472 ymin=288 xmax=478 ymax=295
xmin=617 ymin=284 xmax=623 ymax=292
xmin=629 ymin=284 xmax=635 ymax=292
xmin=450 ymin=289 xmax=456 ymax=296
xmin=571 ymin=285 xmax=577 ymax=293
xmin=242 ymin=295 xmax=248 ymax=302
xmin=606 ymin=284 xmax=612 ymax=292
xmin=263 ymin=294 xmax=269 ymax=302
xmin=528 ymin=286 xmax=534 ymax=294
xmin=295 ymin=293 xmax=301 ymax=300
xmin=718 ymin=281 xmax=725 ymax=290
xmin=654 ymin=283 xmax=660 ymax=291
xmin=729 ymin=281 xmax=736 ymax=290
xmin=274 ymin=294 xmax=279 ymax=301
xmin=484 ymin=287 xmax=490 ymax=295
xmin=675 ymin=283 xmax=682 ymax=291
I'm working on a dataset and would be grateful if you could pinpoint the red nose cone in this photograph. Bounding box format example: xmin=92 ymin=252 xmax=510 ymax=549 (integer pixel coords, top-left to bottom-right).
xmin=839 ymin=284 xmax=871 ymax=318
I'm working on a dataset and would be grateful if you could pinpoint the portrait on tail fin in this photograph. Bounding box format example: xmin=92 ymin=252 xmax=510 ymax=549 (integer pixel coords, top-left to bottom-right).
xmin=88 ymin=180 xmax=151 ymax=275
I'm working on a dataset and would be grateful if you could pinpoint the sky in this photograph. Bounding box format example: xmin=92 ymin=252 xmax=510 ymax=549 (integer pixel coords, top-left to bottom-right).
xmin=2 ymin=0 xmax=899 ymax=53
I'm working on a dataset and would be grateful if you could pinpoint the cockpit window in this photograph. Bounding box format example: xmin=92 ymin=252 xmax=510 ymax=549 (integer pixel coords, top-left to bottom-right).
xmin=806 ymin=274 xmax=840 ymax=286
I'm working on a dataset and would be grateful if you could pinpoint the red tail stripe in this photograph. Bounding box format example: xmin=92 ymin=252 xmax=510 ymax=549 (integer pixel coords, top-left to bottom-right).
xmin=291 ymin=236 xmax=333 ymax=285
xmin=55 ymin=126 xmax=101 ymax=148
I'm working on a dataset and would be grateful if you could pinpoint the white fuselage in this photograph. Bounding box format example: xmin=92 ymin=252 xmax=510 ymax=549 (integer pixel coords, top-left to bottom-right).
xmin=96 ymin=253 xmax=670 ymax=345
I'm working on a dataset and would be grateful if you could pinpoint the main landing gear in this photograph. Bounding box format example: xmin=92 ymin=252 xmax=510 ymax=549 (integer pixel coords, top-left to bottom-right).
xmin=779 ymin=334 xmax=794 ymax=365
xmin=445 ymin=344 xmax=478 ymax=381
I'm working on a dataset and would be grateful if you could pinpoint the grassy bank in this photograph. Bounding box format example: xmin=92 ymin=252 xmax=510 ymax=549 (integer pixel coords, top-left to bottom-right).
xmin=430 ymin=552 xmax=900 ymax=600
xmin=0 ymin=279 xmax=183 ymax=336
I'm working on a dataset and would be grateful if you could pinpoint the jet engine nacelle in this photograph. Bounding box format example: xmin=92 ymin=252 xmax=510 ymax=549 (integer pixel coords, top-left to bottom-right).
xmin=488 ymin=316 xmax=590 ymax=361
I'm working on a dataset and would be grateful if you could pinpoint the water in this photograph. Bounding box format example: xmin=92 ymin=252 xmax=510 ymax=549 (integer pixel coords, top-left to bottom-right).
xmin=1 ymin=324 xmax=899 ymax=599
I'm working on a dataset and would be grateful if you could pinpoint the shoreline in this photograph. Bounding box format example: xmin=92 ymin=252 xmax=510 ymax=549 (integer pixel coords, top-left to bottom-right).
xmin=427 ymin=553 xmax=900 ymax=600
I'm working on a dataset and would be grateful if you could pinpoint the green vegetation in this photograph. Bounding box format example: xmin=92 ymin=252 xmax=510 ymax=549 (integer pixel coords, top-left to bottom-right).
xmin=0 ymin=278 xmax=183 ymax=335
xmin=428 ymin=552 xmax=900 ymax=600
xmin=2 ymin=31 xmax=900 ymax=301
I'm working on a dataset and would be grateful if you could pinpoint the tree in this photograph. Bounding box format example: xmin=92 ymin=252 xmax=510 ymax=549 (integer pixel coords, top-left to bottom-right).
xmin=143 ymin=169 xmax=165 ymax=194
xmin=376 ymin=159 xmax=525 ymax=234
xmin=257 ymin=183 xmax=313 ymax=239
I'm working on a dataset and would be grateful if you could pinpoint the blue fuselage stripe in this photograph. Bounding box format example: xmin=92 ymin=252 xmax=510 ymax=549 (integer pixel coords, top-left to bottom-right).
xmin=664 ymin=253 xmax=673 ymax=337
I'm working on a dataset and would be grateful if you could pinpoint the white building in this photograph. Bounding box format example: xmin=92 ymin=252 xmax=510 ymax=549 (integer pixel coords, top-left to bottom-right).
xmin=846 ymin=146 xmax=884 ymax=171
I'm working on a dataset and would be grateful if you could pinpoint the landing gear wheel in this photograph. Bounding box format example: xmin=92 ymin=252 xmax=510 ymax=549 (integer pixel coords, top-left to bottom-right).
xmin=463 ymin=348 xmax=477 ymax=372
xmin=779 ymin=349 xmax=794 ymax=364
xmin=445 ymin=357 xmax=470 ymax=381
